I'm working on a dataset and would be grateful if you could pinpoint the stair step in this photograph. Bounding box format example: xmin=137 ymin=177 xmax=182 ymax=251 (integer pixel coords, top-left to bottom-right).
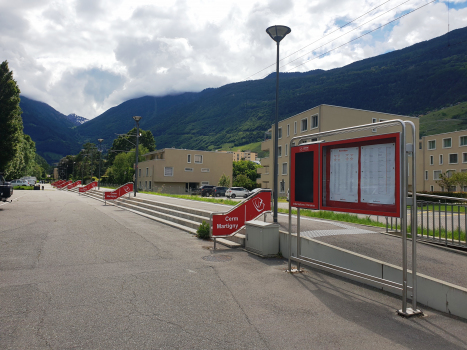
xmin=215 ymin=238 xmax=242 ymax=248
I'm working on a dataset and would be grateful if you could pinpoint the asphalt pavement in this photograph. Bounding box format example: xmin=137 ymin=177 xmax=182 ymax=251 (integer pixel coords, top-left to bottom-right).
xmin=1 ymin=187 xmax=467 ymax=349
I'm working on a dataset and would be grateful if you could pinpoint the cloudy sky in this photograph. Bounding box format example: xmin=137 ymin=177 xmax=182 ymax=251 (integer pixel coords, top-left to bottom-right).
xmin=1 ymin=0 xmax=466 ymax=119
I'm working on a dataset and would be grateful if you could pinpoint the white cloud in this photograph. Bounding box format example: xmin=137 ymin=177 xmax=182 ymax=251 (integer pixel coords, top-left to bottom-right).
xmin=0 ymin=0 xmax=465 ymax=118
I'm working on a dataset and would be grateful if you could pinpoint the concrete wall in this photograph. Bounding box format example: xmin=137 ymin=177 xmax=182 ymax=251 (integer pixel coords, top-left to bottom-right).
xmin=279 ymin=232 xmax=467 ymax=319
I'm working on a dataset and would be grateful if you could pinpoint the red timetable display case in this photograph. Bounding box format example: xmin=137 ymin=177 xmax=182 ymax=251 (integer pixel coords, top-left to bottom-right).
xmin=290 ymin=143 xmax=320 ymax=209
xmin=320 ymin=133 xmax=400 ymax=217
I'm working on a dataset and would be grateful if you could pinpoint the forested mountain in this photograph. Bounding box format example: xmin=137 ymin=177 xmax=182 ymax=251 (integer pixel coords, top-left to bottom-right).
xmin=21 ymin=26 xmax=467 ymax=162
xmin=19 ymin=96 xmax=81 ymax=163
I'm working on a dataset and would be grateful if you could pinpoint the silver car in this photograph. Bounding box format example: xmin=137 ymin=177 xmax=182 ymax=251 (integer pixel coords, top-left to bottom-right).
xmin=226 ymin=187 xmax=250 ymax=198
xmin=10 ymin=179 xmax=29 ymax=186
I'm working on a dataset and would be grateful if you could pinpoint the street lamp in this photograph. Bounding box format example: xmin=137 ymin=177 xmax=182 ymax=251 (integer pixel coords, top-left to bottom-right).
xmin=98 ymin=139 xmax=104 ymax=189
xmin=266 ymin=25 xmax=291 ymax=223
xmin=133 ymin=116 xmax=142 ymax=197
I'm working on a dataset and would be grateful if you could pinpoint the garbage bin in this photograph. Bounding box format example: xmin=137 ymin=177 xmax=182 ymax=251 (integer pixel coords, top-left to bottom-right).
xmin=34 ymin=185 xmax=40 ymax=191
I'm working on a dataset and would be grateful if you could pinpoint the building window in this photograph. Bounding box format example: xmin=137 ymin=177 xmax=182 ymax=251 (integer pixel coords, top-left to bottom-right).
xmin=443 ymin=138 xmax=452 ymax=148
xmin=449 ymin=153 xmax=458 ymax=164
xmin=194 ymin=155 xmax=203 ymax=164
xmin=419 ymin=142 xmax=422 ymax=150
xmin=280 ymin=179 xmax=285 ymax=193
xmin=201 ymin=168 xmax=210 ymax=172
xmin=450 ymin=186 xmax=457 ymax=192
xmin=463 ymin=153 xmax=467 ymax=163
xmin=187 ymin=154 xmax=191 ymax=163
xmin=146 ymin=168 xmax=149 ymax=176
xmin=145 ymin=181 xmax=147 ymax=188
xmin=433 ymin=170 xmax=441 ymax=180
xmin=301 ymin=118 xmax=308 ymax=132
xmin=311 ymin=115 xmax=318 ymax=129
xmin=425 ymin=171 xmax=428 ymax=180
xmin=285 ymin=144 xmax=288 ymax=156
xmin=460 ymin=136 xmax=467 ymax=146
xmin=430 ymin=185 xmax=434 ymax=192
xmin=372 ymin=118 xmax=377 ymax=132
xmin=282 ymin=162 xmax=288 ymax=175
xmin=278 ymin=127 xmax=282 ymax=139
xmin=265 ymin=166 xmax=269 ymax=174
xmin=428 ymin=140 xmax=436 ymax=150
xmin=278 ymin=146 xmax=282 ymax=157
xmin=430 ymin=155 xmax=434 ymax=165
xmin=287 ymin=124 xmax=290 ymax=137
xmin=439 ymin=155 xmax=443 ymax=165
xmin=149 ymin=181 xmax=152 ymax=189
xmin=201 ymin=181 xmax=209 ymax=185
xmin=185 ymin=167 xmax=193 ymax=172
xmin=164 ymin=167 xmax=173 ymax=176
xmin=294 ymin=121 xmax=297 ymax=134
xmin=138 ymin=168 xmax=141 ymax=177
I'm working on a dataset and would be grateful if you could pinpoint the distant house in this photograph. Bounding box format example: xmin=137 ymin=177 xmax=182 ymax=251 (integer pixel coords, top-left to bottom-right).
xmin=137 ymin=148 xmax=233 ymax=194
xmin=232 ymin=151 xmax=257 ymax=162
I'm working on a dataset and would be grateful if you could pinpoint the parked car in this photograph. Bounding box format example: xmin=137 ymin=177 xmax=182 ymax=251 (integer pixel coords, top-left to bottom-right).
xmin=213 ymin=186 xmax=228 ymax=197
xmin=0 ymin=173 xmax=13 ymax=202
xmin=197 ymin=185 xmax=216 ymax=197
xmin=226 ymin=187 xmax=250 ymax=198
xmin=247 ymin=188 xmax=262 ymax=197
xmin=10 ymin=179 xmax=29 ymax=187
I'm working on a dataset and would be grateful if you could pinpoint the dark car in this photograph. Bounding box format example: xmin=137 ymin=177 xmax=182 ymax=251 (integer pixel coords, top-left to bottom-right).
xmin=0 ymin=174 xmax=13 ymax=202
xmin=213 ymin=186 xmax=228 ymax=197
xmin=198 ymin=185 xmax=216 ymax=197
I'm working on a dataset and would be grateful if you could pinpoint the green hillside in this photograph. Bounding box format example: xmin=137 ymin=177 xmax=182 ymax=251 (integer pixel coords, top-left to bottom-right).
xmin=419 ymin=101 xmax=467 ymax=136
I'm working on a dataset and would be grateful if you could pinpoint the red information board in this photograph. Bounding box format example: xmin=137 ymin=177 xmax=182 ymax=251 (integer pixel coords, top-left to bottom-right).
xmin=290 ymin=143 xmax=320 ymax=209
xmin=320 ymin=133 xmax=400 ymax=217
xmin=104 ymin=183 xmax=133 ymax=200
xmin=67 ymin=180 xmax=81 ymax=190
xmin=212 ymin=190 xmax=271 ymax=237
xmin=79 ymin=181 xmax=98 ymax=193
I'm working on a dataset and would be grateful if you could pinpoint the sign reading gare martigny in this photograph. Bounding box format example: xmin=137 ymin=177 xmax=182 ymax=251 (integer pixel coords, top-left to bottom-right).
xmin=212 ymin=191 xmax=271 ymax=237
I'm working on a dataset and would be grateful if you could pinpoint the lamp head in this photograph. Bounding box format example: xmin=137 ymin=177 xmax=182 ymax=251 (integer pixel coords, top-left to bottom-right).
xmin=266 ymin=25 xmax=291 ymax=43
xmin=133 ymin=116 xmax=142 ymax=122
xmin=98 ymin=138 xmax=104 ymax=143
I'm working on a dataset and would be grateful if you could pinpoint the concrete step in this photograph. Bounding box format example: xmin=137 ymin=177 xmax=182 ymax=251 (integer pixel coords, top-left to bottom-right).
xmin=216 ymin=238 xmax=242 ymax=248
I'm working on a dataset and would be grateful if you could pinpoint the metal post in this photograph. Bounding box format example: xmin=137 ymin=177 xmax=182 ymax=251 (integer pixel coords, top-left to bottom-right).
xmin=400 ymin=125 xmax=408 ymax=315
xmin=98 ymin=139 xmax=103 ymax=190
xmin=297 ymin=208 xmax=301 ymax=271
xmin=273 ymin=41 xmax=279 ymax=223
xmin=134 ymin=120 xmax=140 ymax=197
xmin=288 ymin=173 xmax=292 ymax=272
xmin=409 ymin=122 xmax=419 ymax=313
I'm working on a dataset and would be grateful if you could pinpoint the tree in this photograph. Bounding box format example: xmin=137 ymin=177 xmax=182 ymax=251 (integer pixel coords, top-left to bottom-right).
xmin=452 ymin=172 xmax=467 ymax=192
xmin=0 ymin=61 xmax=23 ymax=172
xmin=232 ymin=160 xmax=261 ymax=190
xmin=436 ymin=172 xmax=455 ymax=192
xmin=218 ymin=173 xmax=230 ymax=187
xmin=107 ymin=128 xmax=156 ymax=165
xmin=109 ymin=145 xmax=148 ymax=185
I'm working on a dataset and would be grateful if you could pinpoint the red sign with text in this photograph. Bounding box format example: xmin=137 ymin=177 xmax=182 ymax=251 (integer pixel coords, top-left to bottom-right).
xmin=79 ymin=181 xmax=98 ymax=193
xmin=52 ymin=180 xmax=64 ymax=187
xmin=67 ymin=180 xmax=81 ymax=190
xmin=104 ymin=183 xmax=133 ymax=200
xmin=212 ymin=190 xmax=271 ymax=237
xmin=57 ymin=180 xmax=72 ymax=189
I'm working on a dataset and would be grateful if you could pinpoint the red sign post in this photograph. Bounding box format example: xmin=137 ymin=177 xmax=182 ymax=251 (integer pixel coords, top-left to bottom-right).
xmin=57 ymin=180 xmax=72 ymax=189
xmin=67 ymin=180 xmax=81 ymax=190
xmin=104 ymin=183 xmax=133 ymax=202
xmin=79 ymin=181 xmax=98 ymax=193
xmin=211 ymin=190 xmax=271 ymax=237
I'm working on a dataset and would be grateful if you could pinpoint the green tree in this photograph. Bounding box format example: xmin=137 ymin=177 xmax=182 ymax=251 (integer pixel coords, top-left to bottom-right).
xmin=232 ymin=160 xmax=261 ymax=190
xmin=109 ymin=145 xmax=148 ymax=185
xmin=5 ymin=133 xmax=37 ymax=179
xmin=452 ymin=172 xmax=467 ymax=192
xmin=107 ymin=128 xmax=155 ymax=165
xmin=436 ymin=172 xmax=455 ymax=192
xmin=0 ymin=61 xmax=23 ymax=173
xmin=218 ymin=173 xmax=230 ymax=187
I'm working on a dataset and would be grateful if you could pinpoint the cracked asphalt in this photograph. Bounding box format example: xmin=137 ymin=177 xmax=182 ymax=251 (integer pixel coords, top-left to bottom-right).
xmin=1 ymin=187 xmax=467 ymax=349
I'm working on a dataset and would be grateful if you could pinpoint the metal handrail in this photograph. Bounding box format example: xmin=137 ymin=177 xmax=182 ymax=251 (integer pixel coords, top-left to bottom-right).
xmin=210 ymin=188 xmax=272 ymax=217
xmin=409 ymin=192 xmax=467 ymax=202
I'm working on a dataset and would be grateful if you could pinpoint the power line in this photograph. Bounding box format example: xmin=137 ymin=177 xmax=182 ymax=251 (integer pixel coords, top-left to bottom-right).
xmin=244 ymin=0 xmax=396 ymax=81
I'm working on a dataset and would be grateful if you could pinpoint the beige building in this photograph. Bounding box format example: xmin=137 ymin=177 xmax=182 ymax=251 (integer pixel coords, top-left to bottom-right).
xmin=137 ymin=148 xmax=233 ymax=194
xmin=258 ymin=104 xmax=420 ymax=196
xmin=419 ymin=130 xmax=467 ymax=192
xmin=232 ymin=151 xmax=257 ymax=162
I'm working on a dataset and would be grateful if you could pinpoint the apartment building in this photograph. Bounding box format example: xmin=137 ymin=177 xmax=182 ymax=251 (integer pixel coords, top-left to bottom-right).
xmin=137 ymin=148 xmax=232 ymax=194
xmin=420 ymin=130 xmax=467 ymax=192
xmin=232 ymin=151 xmax=257 ymax=162
xmin=258 ymin=104 xmax=420 ymax=196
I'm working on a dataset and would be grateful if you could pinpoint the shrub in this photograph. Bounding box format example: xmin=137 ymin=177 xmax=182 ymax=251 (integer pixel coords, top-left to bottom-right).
xmin=197 ymin=220 xmax=210 ymax=239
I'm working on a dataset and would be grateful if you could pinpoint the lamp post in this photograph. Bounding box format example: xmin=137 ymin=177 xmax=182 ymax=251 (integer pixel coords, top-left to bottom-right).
xmin=133 ymin=116 xmax=142 ymax=197
xmin=266 ymin=25 xmax=291 ymax=223
xmin=98 ymin=139 xmax=103 ymax=189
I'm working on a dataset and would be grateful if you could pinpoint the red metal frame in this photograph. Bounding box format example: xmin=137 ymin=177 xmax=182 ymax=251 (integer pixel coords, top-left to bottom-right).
xmin=290 ymin=143 xmax=320 ymax=209
xmin=320 ymin=133 xmax=400 ymax=217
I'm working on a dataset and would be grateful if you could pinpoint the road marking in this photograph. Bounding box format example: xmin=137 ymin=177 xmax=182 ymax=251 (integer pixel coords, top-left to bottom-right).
xmin=0 ymin=194 xmax=28 ymax=206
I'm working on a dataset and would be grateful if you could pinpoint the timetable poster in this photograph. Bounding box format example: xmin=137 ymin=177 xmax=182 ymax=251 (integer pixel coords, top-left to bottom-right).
xmin=361 ymin=143 xmax=396 ymax=205
xmin=329 ymin=147 xmax=359 ymax=203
